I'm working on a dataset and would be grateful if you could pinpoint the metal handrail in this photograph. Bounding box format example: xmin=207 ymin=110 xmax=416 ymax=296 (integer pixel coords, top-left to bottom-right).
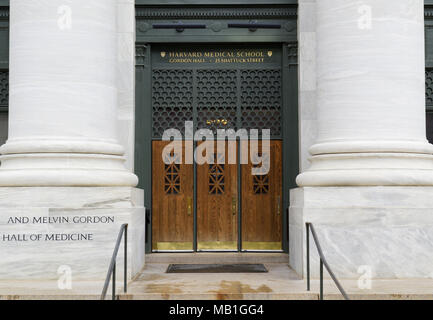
xmin=306 ymin=222 xmax=349 ymax=300
xmin=101 ymin=223 xmax=128 ymax=300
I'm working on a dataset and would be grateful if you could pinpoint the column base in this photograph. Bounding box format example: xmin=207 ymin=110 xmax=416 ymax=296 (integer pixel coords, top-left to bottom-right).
xmin=289 ymin=187 xmax=433 ymax=279
xmin=297 ymin=152 xmax=433 ymax=186
xmin=0 ymin=153 xmax=138 ymax=186
xmin=0 ymin=187 xmax=146 ymax=281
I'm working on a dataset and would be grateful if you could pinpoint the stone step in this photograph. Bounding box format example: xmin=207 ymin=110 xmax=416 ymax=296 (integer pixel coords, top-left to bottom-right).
xmin=1 ymin=292 xmax=432 ymax=300
xmin=145 ymin=253 xmax=290 ymax=264
xmin=0 ymin=294 xmax=102 ymax=300
xmin=118 ymin=293 xmax=433 ymax=300
xmin=119 ymin=292 xmax=318 ymax=300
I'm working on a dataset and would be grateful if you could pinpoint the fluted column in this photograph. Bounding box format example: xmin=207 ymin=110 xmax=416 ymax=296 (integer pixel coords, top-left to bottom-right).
xmin=0 ymin=0 xmax=137 ymax=186
xmin=297 ymin=0 xmax=433 ymax=186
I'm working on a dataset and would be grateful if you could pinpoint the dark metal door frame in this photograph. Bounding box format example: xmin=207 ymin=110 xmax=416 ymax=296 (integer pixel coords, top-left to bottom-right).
xmin=135 ymin=2 xmax=298 ymax=254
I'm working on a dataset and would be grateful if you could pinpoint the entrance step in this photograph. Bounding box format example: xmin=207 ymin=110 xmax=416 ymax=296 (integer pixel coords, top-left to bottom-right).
xmin=121 ymin=263 xmax=433 ymax=300
xmin=145 ymin=253 xmax=289 ymax=264
xmin=124 ymin=262 xmax=307 ymax=300
xmin=1 ymin=276 xmax=433 ymax=300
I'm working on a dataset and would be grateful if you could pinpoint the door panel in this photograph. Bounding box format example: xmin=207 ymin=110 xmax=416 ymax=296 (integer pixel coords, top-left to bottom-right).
xmin=197 ymin=142 xmax=238 ymax=251
xmin=150 ymin=44 xmax=286 ymax=252
xmin=152 ymin=141 xmax=194 ymax=251
xmin=241 ymin=141 xmax=283 ymax=251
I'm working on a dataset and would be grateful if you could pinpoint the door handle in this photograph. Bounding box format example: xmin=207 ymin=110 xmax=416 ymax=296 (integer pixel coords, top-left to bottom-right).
xmin=277 ymin=196 xmax=281 ymax=216
xmin=232 ymin=197 xmax=237 ymax=216
xmin=187 ymin=197 xmax=192 ymax=216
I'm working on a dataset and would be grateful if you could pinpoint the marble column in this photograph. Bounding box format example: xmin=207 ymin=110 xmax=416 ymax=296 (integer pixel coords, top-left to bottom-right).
xmin=297 ymin=0 xmax=433 ymax=186
xmin=0 ymin=0 xmax=138 ymax=186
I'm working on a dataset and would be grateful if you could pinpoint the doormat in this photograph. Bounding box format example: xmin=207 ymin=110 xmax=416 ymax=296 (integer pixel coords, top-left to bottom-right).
xmin=166 ymin=264 xmax=268 ymax=273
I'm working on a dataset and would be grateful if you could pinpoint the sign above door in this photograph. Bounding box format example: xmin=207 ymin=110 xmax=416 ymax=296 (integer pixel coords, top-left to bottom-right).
xmin=154 ymin=47 xmax=281 ymax=65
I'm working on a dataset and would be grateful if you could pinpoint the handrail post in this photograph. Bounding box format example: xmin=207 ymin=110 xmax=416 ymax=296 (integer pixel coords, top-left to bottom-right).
xmin=320 ymin=258 xmax=323 ymax=300
xmin=100 ymin=224 xmax=129 ymax=300
xmin=306 ymin=223 xmax=349 ymax=300
xmin=306 ymin=223 xmax=310 ymax=291
xmin=112 ymin=262 xmax=116 ymax=300
xmin=124 ymin=225 xmax=128 ymax=293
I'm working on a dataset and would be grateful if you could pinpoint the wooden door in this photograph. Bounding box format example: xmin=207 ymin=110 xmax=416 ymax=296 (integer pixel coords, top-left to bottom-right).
xmin=152 ymin=141 xmax=194 ymax=251
xmin=197 ymin=142 xmax=238 ymax=251
xmin=241 ymin=141 xmax=282 ymax=251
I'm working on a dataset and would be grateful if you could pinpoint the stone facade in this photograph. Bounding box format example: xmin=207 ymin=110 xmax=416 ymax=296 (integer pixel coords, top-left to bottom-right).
xmin=292 ymin=0 xmax=433 ymax=279
xmin=0 ymin=0 xmax=432 ymax=282
xmin=0 ymin=0 xmax=145 ymax=281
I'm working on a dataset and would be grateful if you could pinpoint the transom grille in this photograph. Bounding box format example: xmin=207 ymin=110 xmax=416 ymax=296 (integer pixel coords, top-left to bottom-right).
xmin=241 ymin=70 xmax=281 ymax=137
xmin=152 ymin=69 xmax=193 ymax=138
xmin=151 ymin=65 xmax=282 ymax=139
xmin=197 ymin=69 xmax=238 ymax=133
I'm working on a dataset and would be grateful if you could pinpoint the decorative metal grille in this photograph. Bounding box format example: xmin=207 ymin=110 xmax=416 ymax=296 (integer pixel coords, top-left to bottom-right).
xmin=0 ymin=71 xmax=8 ymax=108
xmin=252 ymin=152 xmax=270 ymax=194
xmin=197 ymin=69 xmax=238 ymax=134
xmin=253 ymin=175 xmax=269 ymax=194
xmin=151 ymin=66 xmax=282 ymax=139
xmin=152 ymin=69 xmax=193 ymax=138
xmin=163 ymin=152 xmax=181 ymax=195
xmin=209 ymin=153 xmax=225 ymax=195
xmin=426 ymin=69 xmax=433 ymax=107
xmin=241 ymin=69 xmax=282 ymax=137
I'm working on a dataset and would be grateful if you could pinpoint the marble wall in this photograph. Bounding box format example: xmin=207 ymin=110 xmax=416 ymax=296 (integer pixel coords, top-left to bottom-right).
xmin=0 ymin=187 xmax=146 ymax=281
xmin=290 ymin=187 xmax=433 ymax=279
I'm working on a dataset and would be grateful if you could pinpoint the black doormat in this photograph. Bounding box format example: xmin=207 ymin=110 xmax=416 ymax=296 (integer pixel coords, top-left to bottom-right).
xmin=166 ymin=264 xmax=268 ymax=273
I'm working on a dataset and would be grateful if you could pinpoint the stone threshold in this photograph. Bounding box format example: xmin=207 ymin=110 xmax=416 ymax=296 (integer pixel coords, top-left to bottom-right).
xmin=145 ymin=253 xmax=290 ymax=264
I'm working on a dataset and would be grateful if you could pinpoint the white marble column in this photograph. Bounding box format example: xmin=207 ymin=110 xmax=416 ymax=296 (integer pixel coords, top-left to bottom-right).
xmin=297 ymin=0 xmax=433 ymax=186
xmin=0 ymin=0 xmax=138 ymax=186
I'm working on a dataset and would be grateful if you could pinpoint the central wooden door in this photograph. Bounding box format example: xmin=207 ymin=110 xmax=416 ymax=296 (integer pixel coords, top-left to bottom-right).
xmin=150 ymin=44 xmax=286 ymax=252
xmin=196 ymin=142 xmax=238 ymax=251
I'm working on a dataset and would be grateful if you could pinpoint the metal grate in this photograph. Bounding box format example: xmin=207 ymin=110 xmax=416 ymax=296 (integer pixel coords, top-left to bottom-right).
xmin=252 ymin=152 xmax=270 ymax=194
xmin=197 ymin=69 xmax=238 ymax=134
xmin=427 ymin=69 xmax=433 ymax=107
xmin=253 ymin=174 xmax=269 ymax=194
xmin=151 ymin=67 xmax=282 ymax=139
xmin=241 ymin=69 xmax=282 ymax=137
xmin=208 ymin=153 xmax=225 ymax=195
xmin=152 ymin=69 xmax=193 ymax=138
xmin=0 ymin=70 xmax=8 ymax=108
xmin=163 ymin=152 xmax=181 ymax=194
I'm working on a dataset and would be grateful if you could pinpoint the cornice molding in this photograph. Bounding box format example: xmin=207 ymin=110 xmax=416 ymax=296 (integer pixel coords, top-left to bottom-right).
xmin=136 ymin=6 xmax=297 ymax=20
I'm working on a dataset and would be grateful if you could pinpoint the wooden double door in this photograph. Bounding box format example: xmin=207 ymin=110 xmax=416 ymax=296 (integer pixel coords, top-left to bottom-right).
xmin=152 ymin=140 xmax=283 ymax=252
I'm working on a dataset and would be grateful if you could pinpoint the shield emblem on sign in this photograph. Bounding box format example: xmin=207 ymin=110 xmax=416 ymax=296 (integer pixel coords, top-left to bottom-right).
xmin=161 ymin=52 xmax=166 ymax=58
xmin=267 ymin=51 xmax=273 ymax=57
